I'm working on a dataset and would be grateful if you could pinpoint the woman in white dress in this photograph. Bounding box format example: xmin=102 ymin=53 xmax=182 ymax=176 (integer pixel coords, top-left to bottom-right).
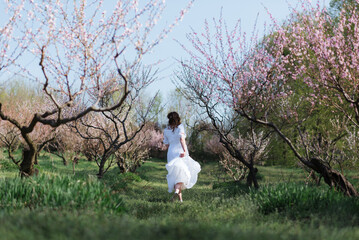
xmin=163 ymin=112 xmax=201 ymax=202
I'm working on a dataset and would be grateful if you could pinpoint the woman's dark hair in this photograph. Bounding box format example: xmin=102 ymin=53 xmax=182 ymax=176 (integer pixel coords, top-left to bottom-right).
xmin=167 ymin=112 xmax=181 ymax=131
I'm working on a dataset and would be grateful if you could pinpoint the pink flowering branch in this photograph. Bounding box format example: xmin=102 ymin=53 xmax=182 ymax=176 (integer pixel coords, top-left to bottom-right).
xmin=0 ymin=0 xmax=193 ymax=176
xmin=285 ymin=0 xmax=359 ymax=127
xmin=0 ymin=0 xmax=27 ymax=73
xmin=178 ymin=1 xmax=358 ymax=196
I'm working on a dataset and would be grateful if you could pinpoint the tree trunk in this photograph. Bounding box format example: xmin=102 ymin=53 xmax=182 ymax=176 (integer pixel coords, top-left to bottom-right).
xmin=20 ymin=147 xmax=37 ymax=177
xmin=61 ymin=155 xmax=68 ymax=166
xmin=19 ymin=132 xmax=38 ymax=177
xmin=310 ymin=158 xmax=358 ymax=197
xmin=246 ymin=167 xmax=259 ymax=189
xmin=247 ymin=117 xmax=358 ymax=197
xmin=116 ymin=157 xmax=127 ymax=174
xmin=97 ymin=160 xmax=105 ymax=178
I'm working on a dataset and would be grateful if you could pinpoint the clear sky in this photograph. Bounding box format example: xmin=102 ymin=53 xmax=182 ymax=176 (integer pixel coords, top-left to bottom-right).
xmin=144 ymin=0 xmax=329 ymax=97
xmin=0 ymin=0 xmax=329 ymax=97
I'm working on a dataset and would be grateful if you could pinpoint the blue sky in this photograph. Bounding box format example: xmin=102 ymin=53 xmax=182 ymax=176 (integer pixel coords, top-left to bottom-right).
xmin=0 ymin=0 xmax=329 ymax=98
xmin=145 ymin=0 xmax=329 ymax=97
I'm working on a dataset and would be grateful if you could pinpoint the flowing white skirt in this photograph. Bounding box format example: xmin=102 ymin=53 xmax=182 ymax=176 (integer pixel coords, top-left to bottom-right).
xmin=166 ymin=156 xmax=201 ymax=193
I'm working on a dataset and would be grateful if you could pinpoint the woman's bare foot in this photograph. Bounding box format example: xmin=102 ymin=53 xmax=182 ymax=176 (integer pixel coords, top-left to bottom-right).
xmin=171 ymin=188 xmax=180 ymax=202
xmin=171 ymin=183 xmax=185 ymax=202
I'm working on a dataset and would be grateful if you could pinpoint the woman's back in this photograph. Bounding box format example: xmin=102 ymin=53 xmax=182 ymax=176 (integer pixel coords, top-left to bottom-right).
xmin=163 ymin=124 xmax=187 ymax=162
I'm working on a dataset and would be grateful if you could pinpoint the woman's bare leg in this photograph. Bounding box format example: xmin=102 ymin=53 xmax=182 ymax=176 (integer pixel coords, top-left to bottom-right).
xmin=173 ymin=182 xmax=184 ymax=202
xmin=178 ymin=191 xmax=183 ymax=202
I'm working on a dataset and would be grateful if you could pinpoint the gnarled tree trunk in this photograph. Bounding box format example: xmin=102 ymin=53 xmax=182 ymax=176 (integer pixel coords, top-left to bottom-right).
xmin=243 ymin=115 xmax=359 ymax=196
xmin=310 ymin=158 xmax=358 ymax=197
xmin=19 ymin=132 xmax=38 ymax=177
xmin=20 ymin=147 xmax=37 ymax=177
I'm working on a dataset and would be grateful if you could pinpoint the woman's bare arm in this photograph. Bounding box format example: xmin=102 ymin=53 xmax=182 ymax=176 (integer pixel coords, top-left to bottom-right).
xmin=179 ymin=136 xmax=187 ymax=158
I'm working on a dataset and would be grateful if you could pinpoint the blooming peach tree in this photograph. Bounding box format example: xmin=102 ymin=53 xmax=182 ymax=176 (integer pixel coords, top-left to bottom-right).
xmin=71 ymin=66 xmax=158 ymax=178
xmin=179 ymin=1 xmax=358 ymax=195
xmin=0 ymin=82 xmax=55 ymax=167
xmin=0 ymin=0 xmax=27 ymax=72
xmin=285 ymin=1 xmax=359 ymax=127
xmin=0 ymin=0 xmax=192 ymax=176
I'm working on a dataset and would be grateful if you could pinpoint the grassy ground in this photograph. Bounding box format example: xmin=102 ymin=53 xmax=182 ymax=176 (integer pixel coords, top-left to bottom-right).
xmin=0 ymin=151 xmax=359 ymax=240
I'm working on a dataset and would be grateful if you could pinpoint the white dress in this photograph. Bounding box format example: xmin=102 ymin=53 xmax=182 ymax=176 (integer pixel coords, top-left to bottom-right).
xmin=163 ymin=124 xmax=201 ymax=193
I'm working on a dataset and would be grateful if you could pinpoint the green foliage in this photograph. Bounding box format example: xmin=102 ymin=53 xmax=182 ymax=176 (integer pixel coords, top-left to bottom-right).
xmin=0 ymin=158 xmax=19 ymax=171
xmin=187 ymin=123 xmax=219 ymax=162
xmin=250 ymin=183 xmax=359 ymax=220
xmin=0 ymin=148 xmax=22 ymax=171
xmin=163 ymin=88 xmax=201 ymax=128
xmin=329 ymin=0 xmax=359 ymax=17
xmin=0 ymin=174 xmax=124 ymax=213
xmin=266 ymin=136 xmax=297 ymax=166
xmin=147 ymin=93 xmax=163 ymax=123
xmin=0 ymin=79 xmax=42 ymax=104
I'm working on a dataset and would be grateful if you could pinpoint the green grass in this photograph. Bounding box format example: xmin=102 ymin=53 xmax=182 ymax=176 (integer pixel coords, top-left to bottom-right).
xmin=0 ymin=152 xmax=359 ymax=239
xmin=250 ymin=183 xmax=359 ymax=220
xmin=0 ymin=174 xmax=124 ymax=213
